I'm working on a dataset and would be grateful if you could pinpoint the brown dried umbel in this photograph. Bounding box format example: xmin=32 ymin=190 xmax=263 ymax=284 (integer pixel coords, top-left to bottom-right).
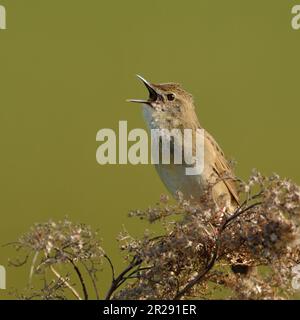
xmin=9 ymin=171 xmax=300 ymax=300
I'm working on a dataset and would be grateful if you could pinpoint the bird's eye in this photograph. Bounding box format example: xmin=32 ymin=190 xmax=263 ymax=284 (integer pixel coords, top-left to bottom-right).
xmin=167 ymin=93 xmax=175 ymax=101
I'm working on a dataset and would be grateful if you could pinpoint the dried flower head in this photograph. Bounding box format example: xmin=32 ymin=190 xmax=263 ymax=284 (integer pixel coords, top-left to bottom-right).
xmin=9 ymin=172 xmax=300 ymax=300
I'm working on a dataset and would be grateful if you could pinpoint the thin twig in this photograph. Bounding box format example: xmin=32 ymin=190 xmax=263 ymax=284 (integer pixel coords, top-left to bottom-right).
xmin=43 ymin=250 xmax=83 ymax=300
xmin=29 ymin=251 xmax=39 ymax=284
xmin=68 ymin=259 xmax=88 ymax=300
xmin=124 ymin=266 xmax=152 ymax=279
xmin=49 ymin=265 xmax=82 ymax=300
xmin=104 ymin=254 xmax=115 ymax=282
xmin=80 ymin=261 xmax=100 ymax=300
xmin=174 ymin=236 xmax=219 ymax=299
xmin=223 ymin=201 xmax=262 ymax=230
xmin=105 ymin=256 xmax=142 ymax=300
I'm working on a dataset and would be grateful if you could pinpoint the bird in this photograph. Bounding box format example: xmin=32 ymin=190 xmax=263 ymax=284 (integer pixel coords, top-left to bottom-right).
xmin=128 ymin=75 xmax=240 ymax=213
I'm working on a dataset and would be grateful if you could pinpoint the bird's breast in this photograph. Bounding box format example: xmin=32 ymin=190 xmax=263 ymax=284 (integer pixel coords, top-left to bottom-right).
xmin=155 ymin=163 xmax=206 ymax=200
xmin=142 ymin=104 xmax=208 ymax=200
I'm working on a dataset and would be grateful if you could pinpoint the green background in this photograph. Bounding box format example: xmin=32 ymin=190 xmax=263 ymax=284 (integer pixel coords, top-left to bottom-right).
xmin=0 ymin=0 xmax=299 ymax=299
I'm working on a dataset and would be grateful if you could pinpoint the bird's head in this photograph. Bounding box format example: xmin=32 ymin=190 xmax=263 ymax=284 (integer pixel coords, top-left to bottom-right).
xmin=128 ymin=75 xmax=197 ymax=130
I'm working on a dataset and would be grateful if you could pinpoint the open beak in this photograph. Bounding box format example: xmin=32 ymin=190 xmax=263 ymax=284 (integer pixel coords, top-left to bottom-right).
xmin=127 ymin=75 xmax=158 ymax=106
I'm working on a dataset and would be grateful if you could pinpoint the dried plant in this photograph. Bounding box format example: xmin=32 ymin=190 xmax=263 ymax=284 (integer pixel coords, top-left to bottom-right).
xmin=8 ymin=171 xmax=300 ymax=300
xmin=8 ymin=220 xmax=105 ymax=300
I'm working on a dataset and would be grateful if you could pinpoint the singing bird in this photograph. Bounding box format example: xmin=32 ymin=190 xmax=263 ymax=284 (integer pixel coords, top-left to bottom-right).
xmin=128 ymin=75 xmax=240 ymax=212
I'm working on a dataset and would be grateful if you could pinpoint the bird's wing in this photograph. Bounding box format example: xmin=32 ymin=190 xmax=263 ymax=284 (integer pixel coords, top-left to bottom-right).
xmin=206 ymin=132 xmax=240 ymax=206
